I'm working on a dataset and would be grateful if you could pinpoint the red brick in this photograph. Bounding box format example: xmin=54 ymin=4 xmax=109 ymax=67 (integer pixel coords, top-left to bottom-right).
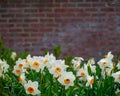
xmin=85 ymin=8 xmax=98 ymax=12
xmin=40 ymin=19 xmax=54 ymax=23
xmin=9 ymin=9 xmax=22 ymax=13
xmin=86 ymin=0 xmax=99 ymax=2
xmin=31 ymin=24 xmax=44 ymax=27
xmin=55 ymin=8 xmax=67 ymax=13
xmin=40 ymin=28 xmax=53 ymax=32
xmin=17 ymin=33 xmax=30 ymax=37
xmin=2 ymin=14 xmax=14 ymax=18
xmin=16 ymin=14 xmax=30 ymax=17
xmin=54 ymin=0 xmax=68 ymax=2
xmin=31 ymin=14 xmax=45 ymax=17
xmin=24 ymin=19 xmax=38 ymax=23
xmin=47 ymin=14 xmax=61 ymax=17
xmin=0 ymin=19 xmax=7 ymax=22
xmin=1 ymin=4 xmax=15 ymax=8
xmin=77 ymin=3 xmax=91 ymax=7
xmin=77 ymin=13 xmax=90 ymax=17
xmin=101 ymin=8 xmax=115 ymax=12
xmin=16 ymin=24 xmax=30 ymax=27
xmin=39 ymin=8 xmax=53 ymax=12
xmin=24 ymin=28 xmax=39 ymax=32
xmin=47 ymin=3 xmax=60 ymax=7
xmin=16 ymin=4 xmax=30 ymax=7
xmin=31 ymin=33 xmax=44 ymax=37
xmin=8 ymin=0 xmax=22 ymax=3
xmin=9 ymin=19 xmax=23 ymax=23
xmin=9 ymin=29 xmax=22 ymax=32
xmin=70 ymin=0 xmax=83 ymax=2
xmin=0 ymin=24 xmax=14 ymax=28
xmin=92 ymin=3 xmax=105 ymax=7
xmin=69 ymin=8 xmax=83 ymax=12
xmin=62 ymin=3 xmax=76 ymax=7
xmin=24 ymin=9 xmax=38 ymax=12
xmin=0 ymin=29 xmax=7 ymax=32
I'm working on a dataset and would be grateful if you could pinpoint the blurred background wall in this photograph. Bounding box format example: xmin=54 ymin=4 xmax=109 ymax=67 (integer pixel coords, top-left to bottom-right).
xmin=0 ymin=0 xmax=120 ymax=60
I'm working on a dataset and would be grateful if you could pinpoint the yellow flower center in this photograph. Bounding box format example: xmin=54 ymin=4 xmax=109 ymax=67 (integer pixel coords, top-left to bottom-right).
xmin=18 ymin=77 xmax=23 ymax=82
xmin=64 ymin=78 xmax=70 ymax=84
xmin=19 ymin=64 xmax=24 ymax=68
xmin=81 ymin=72 xmax=86 ymax=77
xmin=77 ymin=65 xmax=81 ymax=69
xmin=90 ymin=79 xmax=94 ymax=84
xmin=102 ymin=62 xmax=107 ymax=65
xmin=16 ymin=69 xmax=21 ymax=74
xmin=44 ymin=59 xmax=48 ymax=64
xmin=27 ymin=87 xmax=35 ymax=93
xmin=55 ymin=67 xmax=61 ymax=72
xmin=33 ymin=61 xmax=40 ymax=68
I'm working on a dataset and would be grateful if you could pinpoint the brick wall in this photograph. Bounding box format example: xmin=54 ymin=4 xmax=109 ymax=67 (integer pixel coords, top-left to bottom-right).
xmin=0 ymin=0 xmax=120 ymax=59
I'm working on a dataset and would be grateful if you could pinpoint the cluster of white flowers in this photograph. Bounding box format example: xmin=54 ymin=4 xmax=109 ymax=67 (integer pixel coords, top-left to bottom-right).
xmin=72 ymin=52 xmax=120 ymax=93
xmin=72 ymin=57 xmax=96 ymax=88
xmin=13 ymin=53 xmax=75 ymax=95
xmin=0 ymin=59 xmax=9 ymax=78
xmin=11 ymin=51 xmax=120 ymax=95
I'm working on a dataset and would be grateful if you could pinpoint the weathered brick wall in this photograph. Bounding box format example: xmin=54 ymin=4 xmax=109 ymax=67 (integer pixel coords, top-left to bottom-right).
xmin=0 ymin=0 xmax=120 ymax=59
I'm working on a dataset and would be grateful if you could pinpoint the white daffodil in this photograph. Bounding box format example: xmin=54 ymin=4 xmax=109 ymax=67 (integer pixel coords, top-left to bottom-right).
xmin=18 ymin=73 xmax=26 ymax=84
xmin=16 ymin=58 xmax=28 ymax=69
xmin=101 ymin=67 xmax=112 ymax=79
xmin=29 ymin=57 xmax=44 ymax=72
xmin=25 ymin=54 xmax=32 ymax=65
xmin=71 ymin=57 xmax=84 ymax=70
xmin=49 ymin=60 xmax=68 ymax=78
xmin=104 ymin=51 xmax=114 ymax=60
xmin=112 ymin=71 xmax=120 ymax=83
xmin=13 ymin=65 xmax=26 ymax=76
xmin=43 ymin=53 xmax=56 ymax=69
xmin=87 ymin=58 xmax=95 ymax=65
xmin=58 ymin=72 xmax=75 ymax=89
xmin=86 ymin=75 xmax=94 ymax=88
xmin=24 ymin=80 xmax=40 ymax=95
xmin=0 ymin=59 xmax=9 ymax=77
xmin=11 ymin=52 xmax=17 ymax=60
xmin=76 ymin=64 xmax=88 ymax=81
xmin=97 ymin=58 xmax=113 ymax=70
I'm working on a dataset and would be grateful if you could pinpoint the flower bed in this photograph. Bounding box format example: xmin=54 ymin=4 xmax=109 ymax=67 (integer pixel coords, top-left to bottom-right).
xmin=0 ymin=40 xmax=120 ymax=96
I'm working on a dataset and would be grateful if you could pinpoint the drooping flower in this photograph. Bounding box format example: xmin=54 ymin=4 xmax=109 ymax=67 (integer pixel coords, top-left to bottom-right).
xmin=87 ymin=58 xmax=95 ymax=65
xmin=71 ymin=57 xmax=84 ymax=70
xmin=86 ymin=75 xmax=94 ymax=88
xmin=18 ymin=73 xmax=26 ymax=84
xmin=104 ymin=51 xmax=114 ymax=60
xmin=11 ymin=52 xmax=17 ymax=60
xmin=24 ymin=80 xmax=40 ymax=95
xmin=58 ymin=72 xmax=75 ymax=89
